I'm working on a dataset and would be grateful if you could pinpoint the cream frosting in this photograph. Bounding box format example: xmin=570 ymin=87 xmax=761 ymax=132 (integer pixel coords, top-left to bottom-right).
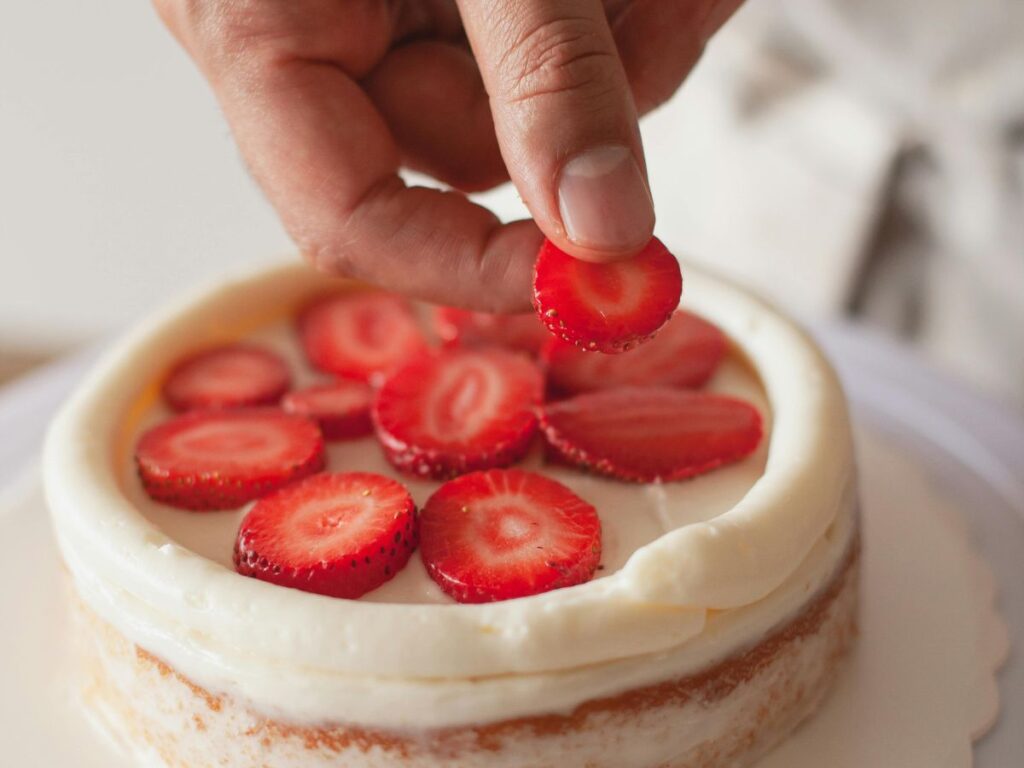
xmin=44 ymin=261 xmax=856 ymax=728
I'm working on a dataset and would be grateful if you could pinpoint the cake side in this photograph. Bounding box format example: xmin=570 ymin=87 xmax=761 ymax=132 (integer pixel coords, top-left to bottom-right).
xmin=71 ymin=534 xmax=859 ymax=768
xmin=46 ymin=260 xmax=857 ymax=735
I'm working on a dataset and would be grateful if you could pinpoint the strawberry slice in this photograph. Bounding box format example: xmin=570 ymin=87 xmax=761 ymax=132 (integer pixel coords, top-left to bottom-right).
xmin=298 ymin=292 xmax=428 ymax=384
xmin=540 ymin=387 xmax=762 ymax=482
xmin=234 ymin=472 xmax=418 ymax=599
xmin=282 ymin=380 xmax=374 ymax=440
xmin=419 ymin=469 xmax=601 ymax=603
xmin=372 ymin=348 xmax=543 ymax=480
xmin=533 ymin=237 xmax=682 ymax=354
xmin=136 ymin=409 xmax=325 ymax=510
xmin=162 ymin=343 xmax=291 ymax=412
xmin=543 ymin=310 xmax=727 ymax=395
xmin=432 ymin=307 xmax=549 ymax=357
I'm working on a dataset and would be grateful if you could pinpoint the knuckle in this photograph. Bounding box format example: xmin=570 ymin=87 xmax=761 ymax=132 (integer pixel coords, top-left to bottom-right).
xmin=297 ymin=177 xmax=407 ymax=278
xmin=298 ymin=235 xmax=356 ymax=277
xmin=500 ymin=17 xmax=621 ymax=106
xmin=164 ymin=0 xmax=293 ymax=65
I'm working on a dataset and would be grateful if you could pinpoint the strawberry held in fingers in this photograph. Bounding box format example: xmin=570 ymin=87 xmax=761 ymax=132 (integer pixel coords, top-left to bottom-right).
xmin=541 ymin=387 xmax=762 ymax=483
xmin=533 ymin=237 xmax=682 ymax=354
xmin=234 ymin=472 xmax=418 ymax=599
xmin=162 ymin=343 xmax=291 ymax=412
xmin=419 ymin=469 xmax=601 ymax=603
xmin=543 ymin=310 xmax=727 ymax=395
xmin=282 ymin=380 xmax=374 ymax=440
xmin=298 ymin=291 xmax=427 ymax=384
xmin=373 ymin=348 xmax=544 ymax=480
xmin=135 ymin=409 xmax=325 ymax=510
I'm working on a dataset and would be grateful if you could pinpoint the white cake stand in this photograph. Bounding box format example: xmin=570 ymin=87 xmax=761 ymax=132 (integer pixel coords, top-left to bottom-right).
xmin=0 ymin=324 xmax=1020 ymax=767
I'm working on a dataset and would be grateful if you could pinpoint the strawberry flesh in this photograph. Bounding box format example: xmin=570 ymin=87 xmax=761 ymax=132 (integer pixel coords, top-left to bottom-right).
xmin=419 ymin=469 xmax=601 ymax=603
xmin=533 ymin=237 xmax=682 ymax=354
xmin=282 ymin=380 xmax=374 ymax=440
xmin=136 ymin=409 xmax=325 ymax=510
xmin=162 ymin=343 xmax=291 ymax=412
xmin=373 ymin=349 xmax=543 ymax=480
xmin=234 ymin=472 xmax=418 ymax=599
xmin=432 ymin=306 xmax=549 ymax=357
xmin=543 ymin=310 xmax=727 ymax=395
xmin=540 ymin=387 xmax=762 ymax=482
xmin=298 ymin=292 xmax=427 ymax=384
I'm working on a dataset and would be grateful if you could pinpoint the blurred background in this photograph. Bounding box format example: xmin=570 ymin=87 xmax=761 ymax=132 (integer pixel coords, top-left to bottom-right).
xmin=2 ymin=0 xmax=1022 ymax=407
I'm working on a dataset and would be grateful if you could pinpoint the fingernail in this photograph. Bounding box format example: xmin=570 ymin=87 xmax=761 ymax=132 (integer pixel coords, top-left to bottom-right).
xmin=557 ymin=145 xmax=655 ymax=253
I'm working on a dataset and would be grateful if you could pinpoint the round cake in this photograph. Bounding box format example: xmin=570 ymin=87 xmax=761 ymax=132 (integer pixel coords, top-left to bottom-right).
xmin=45 ymin=261 xmax=858 ymax=768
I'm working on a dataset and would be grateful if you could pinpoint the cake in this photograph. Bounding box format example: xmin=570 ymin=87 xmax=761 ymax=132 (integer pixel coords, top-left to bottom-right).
xmin=45 ymin=260 xmax=858 ymax=768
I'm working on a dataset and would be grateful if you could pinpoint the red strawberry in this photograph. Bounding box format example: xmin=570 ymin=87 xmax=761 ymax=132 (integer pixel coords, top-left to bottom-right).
xmin=298 ymin=292 xmax=427 ymax=384
xmin=540 ymin=387 xmax=762 ymax=482
xmin=234 ymin=472 xmax=418 ymax=599
xmin=533 ymin=237 xmax=682 ymax=354
xmin=162 ymin=344 xmax=291 ymax=412
xmin=282 ymin=380 xmax=374 ymax=440
xmin=543 ymin=310 xmax=727 ymax=395
xmin=419 ymin=469 xmax=601 ymax=603
xmin=136 ymin=409 xmax=325 ymax=510
xmin=432 ymin=307 xmax=549 ymax=357
xmin=372 ymin=348 xmax=543 ymax=480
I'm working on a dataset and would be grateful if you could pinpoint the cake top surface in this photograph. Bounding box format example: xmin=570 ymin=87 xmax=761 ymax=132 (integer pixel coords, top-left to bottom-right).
xmin=121 ymin=319 xmax=770 ymax=606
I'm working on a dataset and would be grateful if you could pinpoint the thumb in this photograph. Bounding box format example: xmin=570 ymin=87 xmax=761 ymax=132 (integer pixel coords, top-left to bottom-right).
xmin=457 ymin=0 xmax=655 ymax=262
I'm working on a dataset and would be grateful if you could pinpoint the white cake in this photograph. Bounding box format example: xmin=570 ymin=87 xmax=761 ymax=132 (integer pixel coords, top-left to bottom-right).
xmin=45 ymin=261 xmax=858 ymax=767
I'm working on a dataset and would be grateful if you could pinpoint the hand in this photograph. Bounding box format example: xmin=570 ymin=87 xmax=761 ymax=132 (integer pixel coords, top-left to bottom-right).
xmin=155 ymin=0 xmax=743 ymax=311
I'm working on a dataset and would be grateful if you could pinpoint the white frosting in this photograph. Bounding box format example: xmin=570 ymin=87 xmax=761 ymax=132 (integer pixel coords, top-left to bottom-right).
xmin=45 ymin=262 xmax=856 ymax=728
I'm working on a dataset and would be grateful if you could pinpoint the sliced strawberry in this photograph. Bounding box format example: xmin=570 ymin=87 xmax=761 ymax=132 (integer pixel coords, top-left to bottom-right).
xmin=540 ymin=387 xmax=762 ymax=482
xmin=533 ymin=237 xmax=682 ymax=354
xmin=282 ymin=380 xmax=374 ymax=440
xmin=543 ymin=310 xmax=727 ymax=395
xmin=136 ymin=409 xmax=325 ymax=510
xmin=162 ymin=343 xmax=291 ymax=412
xmin=298 ymin=292 xmax=428 ymax=384
xmin=432 ymin=307 xmax=549 ymax=357
xmin=234 ymin=472 xmax=417 ymax=599
xmin=372 ymin=348 xmax=543 ymax=480
xmin=419 ymin=469 xmax=601 ymax=603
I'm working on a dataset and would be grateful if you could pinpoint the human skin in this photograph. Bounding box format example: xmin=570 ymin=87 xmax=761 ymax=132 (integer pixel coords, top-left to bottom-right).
xmin=154 ymin=0 xmax=744 ymax=311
